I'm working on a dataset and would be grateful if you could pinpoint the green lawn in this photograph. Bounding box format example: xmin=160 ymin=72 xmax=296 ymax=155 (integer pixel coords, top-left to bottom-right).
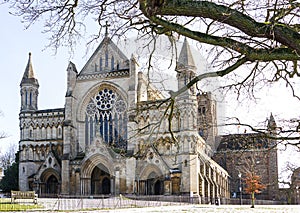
xmin=0 ymin=198 xmax=42 ymax=211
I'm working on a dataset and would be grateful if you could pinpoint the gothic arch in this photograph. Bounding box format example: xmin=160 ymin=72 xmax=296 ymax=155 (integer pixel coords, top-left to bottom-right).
xmin=139 ymin=164 xmax=164 ymax=195
xmin=78 ymin=82 xmax=129 ymax=150
xmin=140 ymin=164 xmax=163 ymax=180
xmin=81 ymin=154 xmax=115 ymax=178
xmin=39 ymin=168 xmax=61 ymax=196
xmin=77 ymin=82 xmax=127 ymax=121
xmin=57 ymin=126 xmax=62 ymax=138
xmin=40 ymin=168 xmax=61 ymax=183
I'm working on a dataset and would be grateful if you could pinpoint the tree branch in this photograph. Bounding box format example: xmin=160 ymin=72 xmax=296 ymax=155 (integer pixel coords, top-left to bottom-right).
xmin=153 ymin=0 xmax=300 ymax=54
xmin=140 ymin=6 xmax=300 ymax=62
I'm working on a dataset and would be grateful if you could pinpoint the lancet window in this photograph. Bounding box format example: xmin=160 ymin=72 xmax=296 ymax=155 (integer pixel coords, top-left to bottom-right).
xmin=29 ymin=91 xmax=32 ymax=105
xmin=111 ymin=56 xmax=114 ymax=70
xmin=25 ymin=91 xmax=28 ymax=105
xmin=100 ymin=57 xmax=103 ymax=71
xmin=105 ymin=50 xmax=109 ymax=67
xmin=85 ymin=87 xmax=127 ymax=150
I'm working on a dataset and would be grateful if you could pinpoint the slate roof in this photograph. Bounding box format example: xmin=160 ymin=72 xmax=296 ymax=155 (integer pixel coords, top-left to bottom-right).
xmin=216 ymin=133 xmax=270 ymax=151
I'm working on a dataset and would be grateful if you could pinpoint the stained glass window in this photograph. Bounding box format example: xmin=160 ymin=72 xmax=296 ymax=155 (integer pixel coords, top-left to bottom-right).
xmin=85 ymin=88 xmax=127 ymax=150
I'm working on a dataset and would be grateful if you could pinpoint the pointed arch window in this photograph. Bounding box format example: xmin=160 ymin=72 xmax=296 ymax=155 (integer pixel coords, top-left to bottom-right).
xmin=111 ymin=56 xmax=114 ymax=71
xmin=85 ymin=87 xmax=127 ymax=150
xmin=105 ymin=50 xmax=109 ymax=67
xmin=29 ymin=91 xmax=32 ymax=106
xmin=29 ymin=129 xmax=33 ymax=138
xmin=25 ymin=90 xmax=28 ymax=106
xmin=58 ymin=127 xmax=62 ymax=138
xmin=100 ymin=57 xmax=103 ymax=71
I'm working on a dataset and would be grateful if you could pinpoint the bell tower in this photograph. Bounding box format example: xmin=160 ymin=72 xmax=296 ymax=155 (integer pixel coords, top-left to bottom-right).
xmin=20 ymin=52 xmax=39 ymax=111
xmin=175 ymin=38 xmax=198 ymax=132
xmin=176 ymin=38 xmax=197 ymax=100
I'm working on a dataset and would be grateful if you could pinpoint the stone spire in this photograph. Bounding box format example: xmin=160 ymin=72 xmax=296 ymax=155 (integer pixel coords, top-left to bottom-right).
xmin=20 ymin=52 xmax=39 ymax=111
xmin=21 ymin=52 xmax=39 ymax=86
xmin=176 ymin=38 xmax=196 ymax=72
xmin=176 ymin=38 xmax=197 ymax=98
xmin=267 ymin=113 xmax=277 ymax=131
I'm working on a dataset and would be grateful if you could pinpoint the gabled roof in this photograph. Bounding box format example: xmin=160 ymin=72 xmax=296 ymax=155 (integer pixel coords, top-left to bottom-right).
xmin=176 ymin=38 xmax=196 ymax=72
xmin=79 ymin=36 xmax=129 ymax=76
xmin=20 ymin=52 xmax=39 ymax=86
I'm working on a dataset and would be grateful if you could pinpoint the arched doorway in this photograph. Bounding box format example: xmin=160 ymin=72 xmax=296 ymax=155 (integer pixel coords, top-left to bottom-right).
xmin=139 ymin=165 xmax=164 ymax=195
xmin=46 ymin=175 xmax=58 ymax=195
xmin=40 ymin=169 xmax=60 ymax=197
xmin=145 ymin=172 xmax=163 ymax=195
xmin=91 ymin=164 xmax=111 ymax=195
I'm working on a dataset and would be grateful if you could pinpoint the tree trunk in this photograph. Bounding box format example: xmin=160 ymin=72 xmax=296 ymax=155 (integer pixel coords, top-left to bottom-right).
xmin=251 ymin=192 xmax=255 ymax=208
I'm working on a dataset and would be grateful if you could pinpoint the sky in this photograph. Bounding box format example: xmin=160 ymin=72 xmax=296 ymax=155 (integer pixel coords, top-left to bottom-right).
xmin=0 ymin=4 xmax=299 ymax=180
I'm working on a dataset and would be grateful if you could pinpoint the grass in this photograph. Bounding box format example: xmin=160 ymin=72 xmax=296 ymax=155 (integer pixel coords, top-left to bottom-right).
xmin=0 ymin=198 xmax=43 ymax=211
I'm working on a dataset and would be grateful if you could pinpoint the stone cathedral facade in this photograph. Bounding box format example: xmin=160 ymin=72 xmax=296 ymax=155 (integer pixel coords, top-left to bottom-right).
xmin=18 ymin=35 xmax=231 ymax=201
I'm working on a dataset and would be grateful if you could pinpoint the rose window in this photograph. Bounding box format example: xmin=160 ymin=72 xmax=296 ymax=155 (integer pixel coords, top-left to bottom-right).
xmin=85 ymin=87 xmax=127 ymax=151
xmin=95 ymin=88 xmax=116 ymax=110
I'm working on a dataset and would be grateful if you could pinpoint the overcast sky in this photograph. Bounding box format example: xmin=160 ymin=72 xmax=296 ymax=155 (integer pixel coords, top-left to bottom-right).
xmin=0 ymin=4 xmax=299 ymax=179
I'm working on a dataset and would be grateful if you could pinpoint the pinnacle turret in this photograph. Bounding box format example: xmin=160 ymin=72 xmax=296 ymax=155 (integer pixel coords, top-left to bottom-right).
xmin=267 ymin=113 xmax=277 ymax=131
xmin=67 ymin=61 xmax=78 ymax=73
xmin=66 ymin=61 xmax=78 ymax=97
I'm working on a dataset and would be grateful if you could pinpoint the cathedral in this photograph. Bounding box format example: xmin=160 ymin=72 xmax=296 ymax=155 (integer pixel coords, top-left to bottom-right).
xmin=18 ymin=33 xmax=279 ymax=202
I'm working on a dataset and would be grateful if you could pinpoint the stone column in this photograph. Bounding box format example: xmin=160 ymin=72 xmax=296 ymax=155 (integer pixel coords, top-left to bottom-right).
xmin=126 ymin=158 xmax=136 ymax=194
xmin=110 ymin=176 xmax=115 ymax=195
xmin=115 ymin=171 xmax=120 ymax=195
xmin=61 ymin=158 xmax=70 ymax=195
xmin=75 ymin=171 xmax=80 ymax=195
xmin=80 ymin=178 xmax=89 ymax=195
